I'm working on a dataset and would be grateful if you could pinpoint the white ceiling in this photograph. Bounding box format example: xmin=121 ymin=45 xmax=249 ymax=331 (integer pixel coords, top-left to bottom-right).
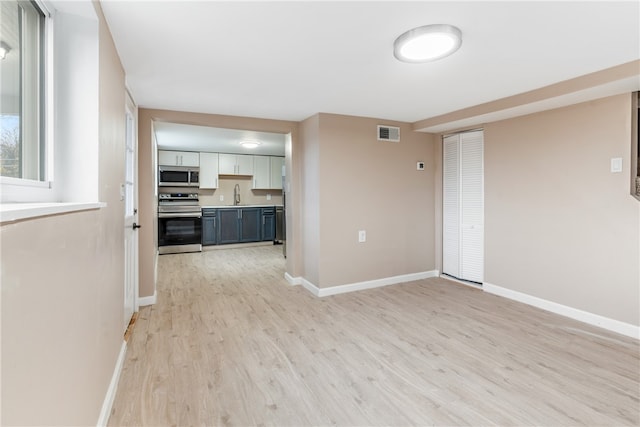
xmin=154 ymin=122 xmax=286 ymax=155
xmin=101 ymin=1 xmax=640 ymax=144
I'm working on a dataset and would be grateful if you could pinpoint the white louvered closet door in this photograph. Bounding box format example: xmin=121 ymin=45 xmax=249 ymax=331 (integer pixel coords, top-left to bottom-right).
xmin=442 ymin=135 xmax=461 ymax=278
xmin=442 ymin=130 xmax=484 ymax=284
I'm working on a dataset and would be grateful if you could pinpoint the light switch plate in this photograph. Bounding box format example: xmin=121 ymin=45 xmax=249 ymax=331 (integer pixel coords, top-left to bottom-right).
xmin=266 ymin=194 xmax=271 ymax=201
xmin=611 ymin=157 xmax=623 ymax=173
xmin=219 ymin=195 xmax=224 ymax=201
xmin=358 ymin=230 xmax=366 ymax=243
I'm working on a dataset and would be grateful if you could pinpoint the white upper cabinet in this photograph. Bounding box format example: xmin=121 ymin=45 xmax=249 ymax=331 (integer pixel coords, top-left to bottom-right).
xmin=236 ymin=155 xmax=254 ymax=175
xmin=253 ymin=156 xmax=271 ymax=189
xmin=270 ymin=156 xmax=284 ymax=190
xmin=199 ymin=152 xmax=219 ymax=189
xmin=158 ymin=150 xmax=199 ymax=167
xmin=253 ymin=156 xmax=285 ymax=189
xmin=218 ymin=153 xmax=236 ymax=175
xmin=219 ymin=153 xmax=254 ymax=175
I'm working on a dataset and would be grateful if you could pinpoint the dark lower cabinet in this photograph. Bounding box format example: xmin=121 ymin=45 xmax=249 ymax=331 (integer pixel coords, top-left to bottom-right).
xmin=239 ymin=208 xmax=261 ymax=242
xmin=262 ymin=208 xmax=275 ymax=241
xmin=202 ymin=209 xmax=218 ymax=245
xmin=213 ymin=206 xmax=277 ymax=245
xmin=218 ymin=209 xmax=241 ymax=244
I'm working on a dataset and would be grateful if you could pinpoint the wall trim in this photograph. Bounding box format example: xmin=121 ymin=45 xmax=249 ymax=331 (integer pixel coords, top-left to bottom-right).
xmin=284 ymin=272 xmax=301 ymax=286
xmin=138 ymin=292 xmax=157 ymax=307
xmin=483 ymin=282 xmax=639 ymax=340
xmin=300 ymin=270 xmax=440 ymax=298
xmin=96 ymin=340 xmax=127 ymax=427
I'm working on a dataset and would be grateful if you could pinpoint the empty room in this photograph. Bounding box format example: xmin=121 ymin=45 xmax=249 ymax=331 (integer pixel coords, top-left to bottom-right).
xmin=1 ymin=1 xmax=639 ymax=426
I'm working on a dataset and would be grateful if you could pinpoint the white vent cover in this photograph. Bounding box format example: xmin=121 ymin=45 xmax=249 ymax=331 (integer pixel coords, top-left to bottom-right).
xmin=377 ymin=125 xmax=400 ymax=142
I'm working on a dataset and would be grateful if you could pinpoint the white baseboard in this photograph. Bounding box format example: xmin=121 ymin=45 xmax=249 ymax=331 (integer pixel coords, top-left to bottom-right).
xmin=138 ymin=292 xmax=156 ymax=307
xmin=96 ymin=340 xmax=127 ymax=427
xmin=284 ymin=272 xmax=301 ymax=286
xmin=298 ymin=270 xmax=439 ymax=298
xmin=483 ymin=282 xmax=639 ymax=340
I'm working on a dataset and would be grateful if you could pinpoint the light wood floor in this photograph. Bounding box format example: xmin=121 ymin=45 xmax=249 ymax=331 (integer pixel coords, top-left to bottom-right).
xmin=108 ymin=245 xmax=639 ymax=426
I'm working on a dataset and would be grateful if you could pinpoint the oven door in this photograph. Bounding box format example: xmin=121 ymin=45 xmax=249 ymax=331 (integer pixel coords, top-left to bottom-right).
xmin=158 ymin=212 xmax=202 ymax=254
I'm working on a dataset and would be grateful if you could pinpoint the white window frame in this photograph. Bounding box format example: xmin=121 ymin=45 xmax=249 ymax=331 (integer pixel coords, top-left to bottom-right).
xmin=0 ymin=0 xmax=105 ymax=221
xmin=1 ymin=0 xmax=54 ymax=202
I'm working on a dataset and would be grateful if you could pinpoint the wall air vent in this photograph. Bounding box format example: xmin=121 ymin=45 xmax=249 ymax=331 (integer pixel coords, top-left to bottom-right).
xmin=377 ymin=125 xmax=400 ymax=142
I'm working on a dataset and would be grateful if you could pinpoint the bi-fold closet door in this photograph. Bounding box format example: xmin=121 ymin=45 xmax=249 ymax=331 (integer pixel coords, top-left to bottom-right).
xmin=442 ymin=130 xmax=484 ymax=284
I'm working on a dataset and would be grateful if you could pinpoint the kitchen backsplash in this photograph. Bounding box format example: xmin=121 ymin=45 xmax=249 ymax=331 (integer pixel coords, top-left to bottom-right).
xmin=198 ymin=176 xmax=283 ymax=206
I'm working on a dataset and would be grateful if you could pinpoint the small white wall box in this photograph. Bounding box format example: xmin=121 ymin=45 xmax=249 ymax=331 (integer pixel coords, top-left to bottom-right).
xmin=610 ymin=157 xmax=623 ymax=173
xmin=417 ymin=161 xmax=425 ymax=170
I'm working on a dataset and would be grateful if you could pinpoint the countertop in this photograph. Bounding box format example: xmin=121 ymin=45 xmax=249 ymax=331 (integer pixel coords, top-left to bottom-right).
xmin=201 ymin=204 xmax=283 ymax=209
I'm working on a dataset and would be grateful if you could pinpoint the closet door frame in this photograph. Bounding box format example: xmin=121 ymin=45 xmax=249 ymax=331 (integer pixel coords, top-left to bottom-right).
xmin=442 ymin=129 xmax=484 ymax=284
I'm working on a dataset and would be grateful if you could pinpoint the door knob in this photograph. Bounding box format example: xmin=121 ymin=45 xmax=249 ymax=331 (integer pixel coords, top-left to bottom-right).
xmin=132 ymin=223 xmax=142 ymax=230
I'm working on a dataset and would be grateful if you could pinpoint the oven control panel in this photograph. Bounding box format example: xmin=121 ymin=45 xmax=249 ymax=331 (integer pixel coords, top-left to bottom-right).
xmin=159 ymin=192 xmax=199 ymax=201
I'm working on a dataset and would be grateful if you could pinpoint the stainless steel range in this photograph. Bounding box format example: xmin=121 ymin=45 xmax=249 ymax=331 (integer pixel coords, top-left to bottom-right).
xmin=158 ymin=192 xmax=202 ymax=254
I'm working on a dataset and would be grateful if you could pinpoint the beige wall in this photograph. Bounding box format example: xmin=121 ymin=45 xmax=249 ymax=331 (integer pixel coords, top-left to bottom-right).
xmin=1 ymin=2 xmax=126 ymax=425
xmin=138 ymin=109 xmax=299 ymax=298
xmin=484 ymin=94 xmax=640 ymax=326
xmin=300 ymin=113 xmax=437 ymax=288
xmin=198 ymin=177 xmax=283 ymax=207
xmin=299 ymin=114 xmax=321 ymax=284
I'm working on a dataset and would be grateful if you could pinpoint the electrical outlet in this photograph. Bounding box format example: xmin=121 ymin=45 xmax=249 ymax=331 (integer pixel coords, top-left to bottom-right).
xmin=358 ymin=230 xmax=366 ymax=243
xmin=219 ymin=195 xmax=224 ymax=201
xmin=266 ymin=194 xmax=272 ymax=201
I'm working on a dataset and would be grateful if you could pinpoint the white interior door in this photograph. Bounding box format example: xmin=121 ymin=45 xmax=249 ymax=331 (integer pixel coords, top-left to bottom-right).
xmin=442 ymin=135 xmax=460 ymax=278
xmin=123 ymin=94 xmax=139 ymax=332
xmin=442 ymin=130 xmax=484 ymax=284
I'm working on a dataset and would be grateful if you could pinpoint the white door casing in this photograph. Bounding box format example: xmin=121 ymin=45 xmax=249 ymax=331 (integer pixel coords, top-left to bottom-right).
xmin=123 ymin=94 xmax=139 ymax=331
xmin=443 ymin=130 xmax=484 ymax=283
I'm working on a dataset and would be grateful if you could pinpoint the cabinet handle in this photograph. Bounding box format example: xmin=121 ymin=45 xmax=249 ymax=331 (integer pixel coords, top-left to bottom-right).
xmin=213 ymin=218 xmax=216 ymax=227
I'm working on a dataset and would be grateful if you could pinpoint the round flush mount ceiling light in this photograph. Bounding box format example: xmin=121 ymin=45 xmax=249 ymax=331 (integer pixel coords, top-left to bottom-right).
xmin=393 ymin=24 xmax=462 ymax=63
xmin=240 ymin=140 xmax=261 ymax=149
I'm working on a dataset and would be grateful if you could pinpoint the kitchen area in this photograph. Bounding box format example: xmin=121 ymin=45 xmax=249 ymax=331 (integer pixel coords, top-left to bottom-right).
xmin=155 ymin=122 xmax=286 ymax=256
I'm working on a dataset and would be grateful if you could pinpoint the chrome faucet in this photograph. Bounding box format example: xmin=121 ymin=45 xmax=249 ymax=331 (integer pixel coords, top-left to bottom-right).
xmin=233 ymin=183 xmax=240 ymax=206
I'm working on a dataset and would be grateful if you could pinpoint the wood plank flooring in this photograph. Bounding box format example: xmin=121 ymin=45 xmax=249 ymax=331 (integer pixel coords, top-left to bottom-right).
xmin=108 ymin=245 xmax=640 ymax=426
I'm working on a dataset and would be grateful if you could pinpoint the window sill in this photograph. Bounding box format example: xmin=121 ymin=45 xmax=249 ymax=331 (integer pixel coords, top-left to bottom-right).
xmin=0 ymin=202 xmax=106 ymax=224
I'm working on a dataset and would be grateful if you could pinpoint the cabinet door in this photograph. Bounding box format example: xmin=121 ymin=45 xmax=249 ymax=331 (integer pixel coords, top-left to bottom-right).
xmin=180 ymin=151 xmax=200 ymax=167
xmin=218 ymin=209 xmax=240 ymax=244
xmin=236 ymin=155 xmax=254 ymax=176
xmin=202 ymin=214 xmax=217 ymax=245
xmin=253 ymin=156 xmax=270 ymax=189
xmin=158 ymin=150 xmax=180 ymax=166
xmin=218 ymin=153 xmax=237 ymax=175
xmin=262 ymin=210 xmax=275 ymax=241
xmin=239 ymin=208 xmax=261 ymax=242
xmin=199 ymin=152 xmax=219 ymax=189
xmin=270 ymin=157 xmax=284 ymax=189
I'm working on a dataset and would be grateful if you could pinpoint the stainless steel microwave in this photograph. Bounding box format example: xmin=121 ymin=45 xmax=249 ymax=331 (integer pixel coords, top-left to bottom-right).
xmin=158 ymin=166 xmax=199 ymax=187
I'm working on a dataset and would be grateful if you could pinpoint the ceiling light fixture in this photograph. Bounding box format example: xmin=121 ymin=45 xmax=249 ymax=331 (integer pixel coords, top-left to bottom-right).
xmin=393 ymin=24 xmax=462 ymax=63
xmin=0 ymin=41 xmax=11 ymax=60
xmin=240 ymin=140 xmax=261 ymax=149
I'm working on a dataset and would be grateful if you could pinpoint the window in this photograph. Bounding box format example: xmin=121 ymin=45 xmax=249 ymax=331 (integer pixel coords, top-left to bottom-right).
xmin=0 ymin=0 xmax=46 ymax=182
